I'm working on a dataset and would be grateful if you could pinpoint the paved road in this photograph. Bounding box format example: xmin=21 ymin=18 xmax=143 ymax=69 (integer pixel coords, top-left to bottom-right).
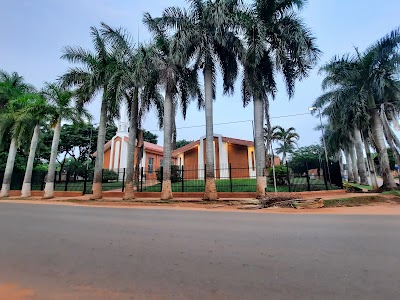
xmin=0 ymin=203 xmax=399 ymax=299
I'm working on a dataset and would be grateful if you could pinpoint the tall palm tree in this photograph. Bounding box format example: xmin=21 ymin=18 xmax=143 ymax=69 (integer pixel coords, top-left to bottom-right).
xmin=0 ymin=70 xmax=33 ymax=111
xmin=143 ymin=13 xmax=203 ymax=200
xmin=17 ymin=94 xmax=51 ymax=197
xmin=61 ymin=25 xmax=119 ymax=199
xmin=240 ymin=0 xmax=320 ymax=197
xmin=0 ymin=96 xmax=37 ymax=197
xmin=101 ymin=24 xmax=165 ymax=200
xmin=157 ymin=0 xmax=242 ymax=200
xmin=271 ymin=126 xmax=299 ymax=164
xmin=42 ymin=82 xmax=88 ymax=199
xmin=315 ymin=28 xmax=400 ymax=189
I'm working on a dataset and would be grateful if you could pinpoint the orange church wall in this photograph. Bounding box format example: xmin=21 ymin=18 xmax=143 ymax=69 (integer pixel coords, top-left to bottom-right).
xmin=228 ymin=144 xmax=249 ymax=178
xmin=103 ymin=148 xmax=111 ymax=169
xmin=184 ymin=148 xmax=199 ymax=179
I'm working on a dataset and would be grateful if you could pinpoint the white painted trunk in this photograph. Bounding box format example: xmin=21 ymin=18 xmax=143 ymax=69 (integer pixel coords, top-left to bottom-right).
xmin=161 ymin=89 xmax=173 ymax=200
xmin=21 ymin=124 xmax=41 ymax=197
xmin=0 ymin=138 xmax=18 ymax=197
xmin=349 ymin=143 xmax=359 ymax=183
xmin=254 ymin=97 xmax=266 ymax=198
xmin=353 ymin=128 xmax=369 ymax=185
xmin=203 ymin=66 xmax=217 ymax=200
xmin=344 ymin=148 xmax=354 ymax=183
xmin=371 ymin=109 xmax=396 ymax=189
xmin=123 ymin=89 xmax=138 ymax=200
xmin=364 ymin=138 xmax=379 ymax=190
xmin=91 ymin=93 xmax=108 ymax=199
xmin=43 ymin=120 xmax=61 ymax=199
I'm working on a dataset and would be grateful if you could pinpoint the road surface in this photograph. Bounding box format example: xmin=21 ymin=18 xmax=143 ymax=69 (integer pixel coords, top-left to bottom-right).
xmin=0 ymin=202 xmax=399 ymax=299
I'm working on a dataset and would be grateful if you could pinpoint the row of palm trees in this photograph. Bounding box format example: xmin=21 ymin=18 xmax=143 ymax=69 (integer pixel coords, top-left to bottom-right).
xmin=314 ymin=28 xmax=400 ymax=190
xmin=60 ymin=0 xmax=319 ymax=200
xmin=1 ymin=0 xmax=319 ymax=200
xmin=0 ymin=72 xmax=87 ymax=198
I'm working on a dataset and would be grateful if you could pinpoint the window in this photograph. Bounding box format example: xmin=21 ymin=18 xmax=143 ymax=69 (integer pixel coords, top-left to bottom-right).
xmin=148 ymin=157 xmax=154 ymax=174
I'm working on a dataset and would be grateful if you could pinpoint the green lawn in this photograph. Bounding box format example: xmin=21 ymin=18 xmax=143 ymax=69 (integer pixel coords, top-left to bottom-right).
xmin=142 ymin=177 xmax=341 ymax=193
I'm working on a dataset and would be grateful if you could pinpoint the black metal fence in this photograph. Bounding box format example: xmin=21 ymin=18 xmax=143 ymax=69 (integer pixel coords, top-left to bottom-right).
xmin=0 ymin=161 xmax=342 ymax=194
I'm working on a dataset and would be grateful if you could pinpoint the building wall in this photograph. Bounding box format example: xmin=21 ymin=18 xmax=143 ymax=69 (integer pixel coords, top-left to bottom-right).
xmin=247 ymin=146 xmax=256 ymax=178
xmin=228 ymin=144 xmax=250 ymax=178
xmin=184 ymin=147 xmax=199 ymax=179
xmin=104 ymin=148 xmax=111 ymax=169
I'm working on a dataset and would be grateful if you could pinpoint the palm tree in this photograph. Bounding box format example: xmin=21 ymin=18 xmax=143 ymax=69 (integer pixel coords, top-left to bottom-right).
xmin=0 ymin=70 xmax=33 ymax=111
xmin=61 ymin=25 xmax=119 ymax=199
xmin=315 ymin=28 xmax=400 ymax=189
xmin=143 ymin=13 xmax=202 ymax=200
xmin=271 ymin=126 xmax=299 ymax=164
xmin=42 ymin=82 xmax=88 ymax=199
xmin=0 ymin=96 xmax=37 ymax=197
xmin=101 ymin=24 xmax=165 ymax=200
xmin=17 ymin=94 xmax=51 ymax=197
xmin=240 ymin=0 xmax=320 ymax=197
xmin=157 ymin=0 xmax=242 ymax=200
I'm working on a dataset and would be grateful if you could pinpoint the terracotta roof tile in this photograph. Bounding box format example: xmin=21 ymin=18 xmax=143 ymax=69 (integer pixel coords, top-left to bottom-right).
xmin=222 ymin=136 xmax=254 ymax=147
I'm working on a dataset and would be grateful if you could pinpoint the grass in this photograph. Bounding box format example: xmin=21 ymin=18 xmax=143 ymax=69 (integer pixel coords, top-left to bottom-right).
xmin=323 ymin=195 xmax=400 ymax=207
xmin=343 ymin=182 xmax=372 ymax=191
xmin=142 ymin=177 xmax=341 ymax=193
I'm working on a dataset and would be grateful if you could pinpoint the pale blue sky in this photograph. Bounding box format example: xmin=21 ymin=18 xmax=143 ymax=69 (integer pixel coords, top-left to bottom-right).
xmin=1 ymin=0 xmax=400 ymax=148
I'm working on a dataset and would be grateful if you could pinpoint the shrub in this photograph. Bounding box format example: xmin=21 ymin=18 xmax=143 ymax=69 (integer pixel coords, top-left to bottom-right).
xmin=156 ymin=165 xmax=182 ymax=183
xmin=268 ymin=166 xmax=288 ymax=185
xmin=102 ymin=169 xmax=118 ymax=182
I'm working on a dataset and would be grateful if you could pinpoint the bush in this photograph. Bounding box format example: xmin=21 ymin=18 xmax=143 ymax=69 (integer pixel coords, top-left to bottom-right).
xmin=102 ymin=169 xmax=118 ymax=182
xmin=268 ymin=166 xmax=288 ymax=185
xmin=156 ymin=165 xmax=182 ymax=183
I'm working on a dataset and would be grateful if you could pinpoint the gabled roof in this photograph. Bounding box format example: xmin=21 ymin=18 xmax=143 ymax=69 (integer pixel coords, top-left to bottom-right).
xmin=172 ymin=140 xmax=200 ymax=157
xmin=94 ymin=136 xmax=165 ymax=156
xmin=222 ymin=136 xmax=254 ymax=147
xmin=173 ymin=136 xmax=254 ymax=156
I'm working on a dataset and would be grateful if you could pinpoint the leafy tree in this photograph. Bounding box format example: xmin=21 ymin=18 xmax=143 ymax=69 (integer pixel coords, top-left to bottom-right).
xmin=143 ymin=130 xmax=158 ymax=144
xmin=174 ymin=140 xmax=193 ymax=150
xmin=288 ymin=145 xmax=325 ymax=175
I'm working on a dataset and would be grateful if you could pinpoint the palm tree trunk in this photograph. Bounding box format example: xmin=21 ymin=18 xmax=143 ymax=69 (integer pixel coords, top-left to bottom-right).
xmin=91 ymin=92 xmax=108 ymax=199
xmin=282 ymin=152 xmax=287 ymax=165
xmin=123 ymin=89 xmax=138 ymax=200
xmin=338 ymin=150 xmax=344 ymax=178
xmin=254 ymin=97 xmax=266 ymax=198
xmin=370 ymin=109 xmax=397 ymax=189
xmin=161 ymin=89 xmax=173 ymax=200
xmin=21 ymin=124 xmax=41 ymax=197
xmin=364 ymin=137 xmax=379 ymax=189
xmin=0 ymin=138 xmax=18 ymax=197
xmin=43 ymin=120 xmax=61 ymax=199
xmin=203 ymin=65 xmax=217 ymax=200
xmin=380 ymin=110 xmax=400 ymax=167
xmin=349 ymin=143 xmax=359 ymax=183
xmin=353 ymin=128 xmax=369 ymax=185
xmin=344 ymin=148 xmax=354 ymax=182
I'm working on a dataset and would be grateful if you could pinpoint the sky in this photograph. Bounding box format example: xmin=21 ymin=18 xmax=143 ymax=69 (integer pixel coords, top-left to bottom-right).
xmin=1 ymin=0 xmax=400 ymax=149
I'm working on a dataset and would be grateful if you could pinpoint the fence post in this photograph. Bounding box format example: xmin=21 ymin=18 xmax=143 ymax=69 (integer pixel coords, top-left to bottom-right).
xmin=181 ymin=166 xmax=184 ymax=192
xmin=286 ymin=161 xmax=291 ymax=193
xmin=140 ymin=167 xmax=144 ymax=192
xmin=323 ymin=164 xmax=329 ymax=191
xmin=64 ymin=171 xmax=69 ymax=191
xmin=305 ymin=161 xmax=311 ymax=191
xmin=122 ymin=168 xmax=126 ymax=192
xmin=83 ymin=169 xmax=88 ymax=195
xmin=229 ymin=163 xmax=233 ymax=192
xmin=40 ymin=172 xmax=46 ymax=191
xmin=160 ymin=166 xmax=163 ymax=192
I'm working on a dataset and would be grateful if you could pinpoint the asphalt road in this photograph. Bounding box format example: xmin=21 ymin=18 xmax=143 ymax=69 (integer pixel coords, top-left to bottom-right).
xmin=0 ymin=203 xmax=399 ymax=299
